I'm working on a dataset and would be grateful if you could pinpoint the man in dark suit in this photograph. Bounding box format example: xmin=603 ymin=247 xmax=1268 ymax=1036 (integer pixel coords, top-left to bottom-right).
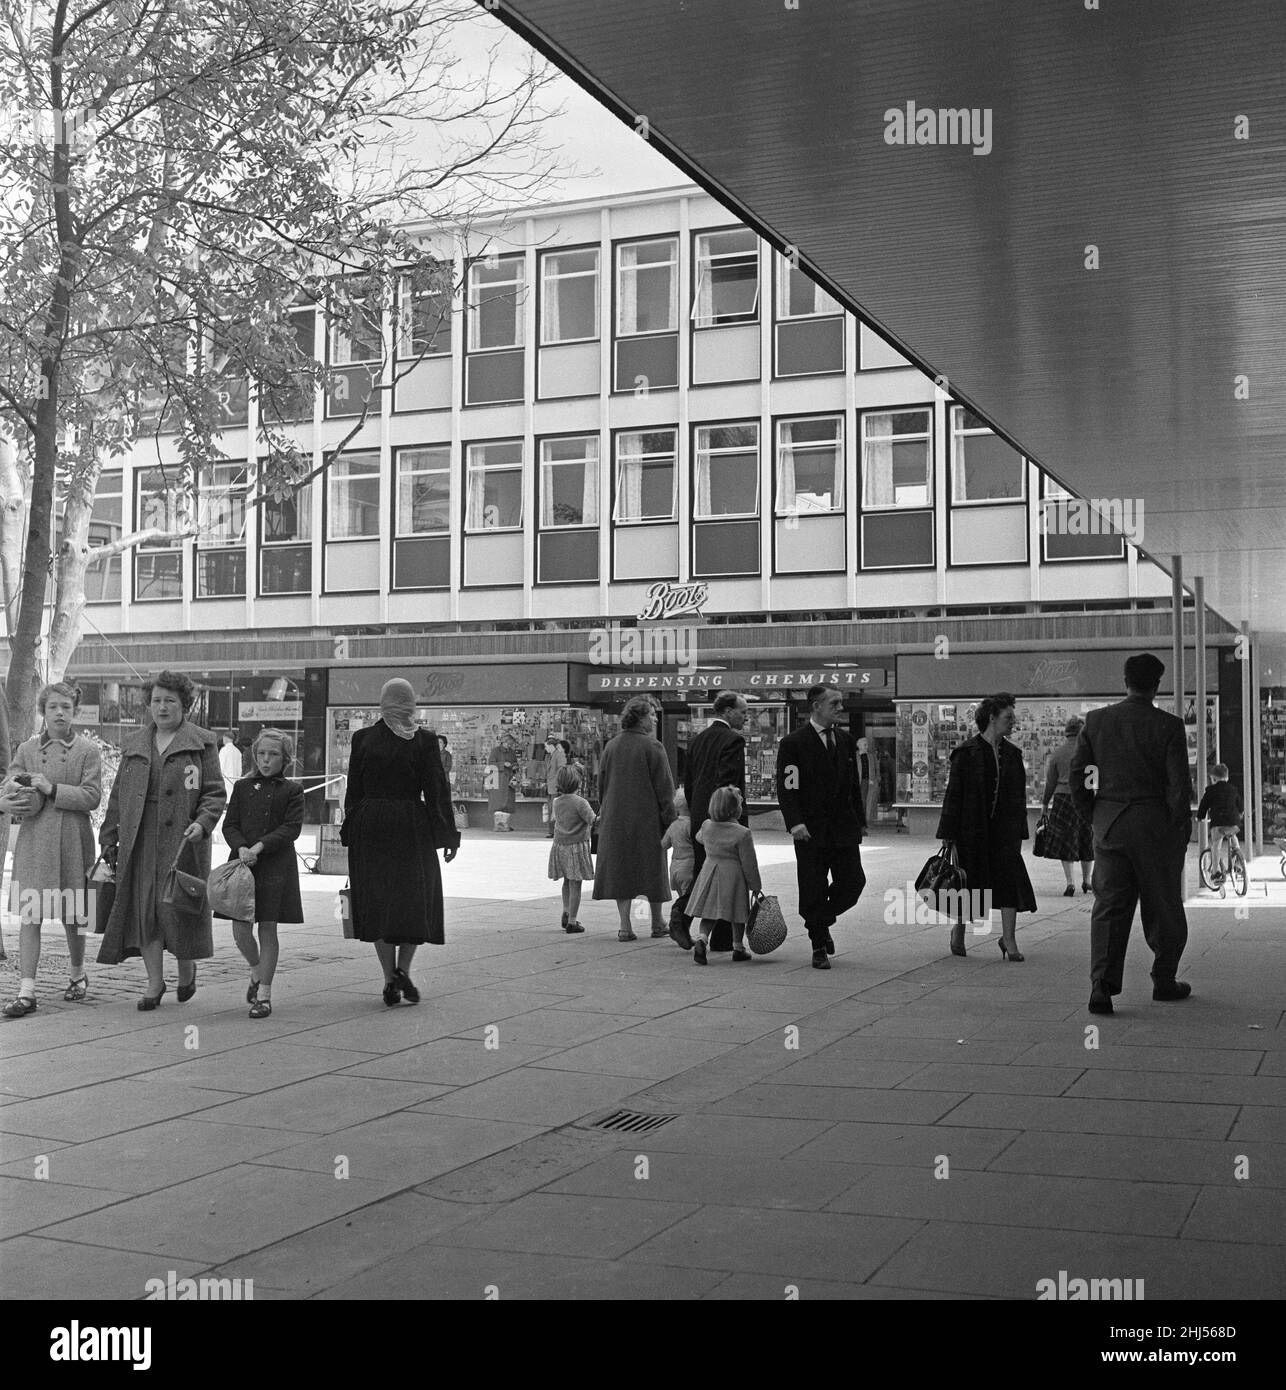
xmin=677 ymin=690 xmax=748 ymax=951
xmin=1071 ymin=653 xmax=1195 ymax=1015
xmin=775 ymin=684 xmax=867 ymax=969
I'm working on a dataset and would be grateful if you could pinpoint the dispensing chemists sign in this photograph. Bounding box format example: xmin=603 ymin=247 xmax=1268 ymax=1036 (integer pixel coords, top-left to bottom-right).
xmin=587 ymin=668 xmax=889 ymax=694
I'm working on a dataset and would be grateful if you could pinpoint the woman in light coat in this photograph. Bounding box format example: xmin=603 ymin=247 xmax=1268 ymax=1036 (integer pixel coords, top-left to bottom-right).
xmin=0 ymin=683 xmax=102 ymax=1017
xmin=97 ymin=670 xmax=226 ymax=1008
xmin=591 ymin=696 xmax=675 ymax=941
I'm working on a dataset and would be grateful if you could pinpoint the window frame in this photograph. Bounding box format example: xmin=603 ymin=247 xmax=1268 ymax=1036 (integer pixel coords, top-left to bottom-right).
xmin=133 ymin=467 xmax=185 ymax=601
xmin=396 ymin=269 xmax=454 ymax=360
xmin=612 ymin=428 xmax=678 ymax=525
xmin=692 ymin=421 xmax=761 ymax=521
xmin=690 ymin=227 xmax=760 ymax=328
xmin=774 ymin=253 xmax=843 ymax=321
xmin=860 ymin=407 xmax=934 ymax=512
xmin=774 ymin=414 xmax=845 ymax=518
xmin=538 ymin=246 xmax=600 ymax=346
xmin=85 ymin=469 xmax=123 ymax=603
xmin=538 ymin=433 xmax=600 ymax=531
xmin=325 ymin=450 xmax=382 ymax=542
xmin=326 ymin=284 xmax=384 ymax=367
xmin=393 ymin=445 xmax=451 ymax=538
xmin=464 ymin=439 xmax=524 ymax=533
xmin=949 ymin=404 xmax=1027 ymax=507
xmin=257 ymin=470 xmax=313 ymax=597
xmin=466 ymin=253 xmax=527 ymax=353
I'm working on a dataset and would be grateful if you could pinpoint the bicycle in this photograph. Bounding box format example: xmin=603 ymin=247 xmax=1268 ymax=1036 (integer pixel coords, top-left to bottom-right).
xmin=1277 ymin=837 xmax=1286 ymax=881
xmin=1199 ymin=831 xmax=1248 ymax=898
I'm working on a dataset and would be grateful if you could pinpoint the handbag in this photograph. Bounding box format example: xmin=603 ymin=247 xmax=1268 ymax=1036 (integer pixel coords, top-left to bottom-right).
xmin=914 ymin=841 xmax=970 ymax=920
xmin=86 ymin=854 xmax=116 ymax=935
xmin=161 ymin=840 xmax=207 ymax=917
xmin=745 ymin=891 xmax=788 ymax=955
xmin=1033 ymin=813 xmax=1050 ymax=858
xmin=338 ymin=880 xmax=356 ymax=939
xmin=208 ymin=860 xmax=257 ymax=921
xmin=453 ymin=803 xmax=470 ymax=832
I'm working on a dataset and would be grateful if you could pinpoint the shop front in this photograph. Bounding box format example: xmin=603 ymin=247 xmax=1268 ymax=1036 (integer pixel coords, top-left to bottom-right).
xmin=894 ymin=648 xmax=1223 ymax=836
xmin=586 ymin=665 xmax=894 ymax=817
xmin=321 ymin=662 xmax=604 ymax=831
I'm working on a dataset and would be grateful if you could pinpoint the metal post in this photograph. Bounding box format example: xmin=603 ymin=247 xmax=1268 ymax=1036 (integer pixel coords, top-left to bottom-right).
xmin=1241 ymin=621 xmax=1255 ymax=863
xmin=1194 ymin=577 xmax=1207 ymax=859
xmin=1251 ymin=630 xmax=1265 ymax=860
xmin=1170 ymin=555 xmax=1184 ymax=720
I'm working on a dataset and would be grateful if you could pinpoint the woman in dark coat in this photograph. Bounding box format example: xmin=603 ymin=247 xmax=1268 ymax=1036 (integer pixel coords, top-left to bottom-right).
xmin=591 ymin=696 xmax=675 ymax=941
xmin=98 ymin=670 xmax=227 ymax=1007
xmin=219 ymin=728 xmax=304 ymax=1018
xmin=487 ymin=732 xmax=518 ymax=831
xmin=341 ymin=678 xmax=459 ymax=1006
xmin=936 ymin=692 xmax=1037 ymax=960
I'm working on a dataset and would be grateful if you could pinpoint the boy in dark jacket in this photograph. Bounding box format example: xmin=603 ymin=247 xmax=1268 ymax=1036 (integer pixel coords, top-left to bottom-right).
xmin=1196 ymin=764 xmax=1242 ymax=878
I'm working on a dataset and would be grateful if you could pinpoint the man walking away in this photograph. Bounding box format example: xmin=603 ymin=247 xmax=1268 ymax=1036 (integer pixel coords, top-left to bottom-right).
xmin=775 ymin=685 xmax=867 ymax=970
xmin=1071 ymin=653 xmax=1195 ymax=1015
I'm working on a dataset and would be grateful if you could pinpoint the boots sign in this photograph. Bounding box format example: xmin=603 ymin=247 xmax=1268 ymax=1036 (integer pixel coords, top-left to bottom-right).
xmin=637 ymin=582 xmax=707 ymax=623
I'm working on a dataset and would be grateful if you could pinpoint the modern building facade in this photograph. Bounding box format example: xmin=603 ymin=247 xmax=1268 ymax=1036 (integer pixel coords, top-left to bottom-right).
xmin=41 ymin=184 xmax=1246 ymax=831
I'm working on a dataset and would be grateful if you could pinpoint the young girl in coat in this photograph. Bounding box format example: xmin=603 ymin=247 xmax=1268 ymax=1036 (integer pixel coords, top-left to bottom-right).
xmin=686 ymin=786 xmax=761 ymax=965
xmin=220 ymin=729 xmax=304 ymax=1018
xmin=547 ymin=764 xmax=596 ymax=934
xmin=661 ymin=789 xmax=695 ymax=944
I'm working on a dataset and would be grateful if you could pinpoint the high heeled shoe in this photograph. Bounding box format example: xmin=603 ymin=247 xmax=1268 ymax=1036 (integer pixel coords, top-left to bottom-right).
xmin=1063 ymin=884 xmax=1076 ymax=897
xmin=949 ymin=924 xmax=966 ymax=957
xmin=176 ymin=967 xmax=197 ymax=1003
xmin=998 ymin=939 xmax=1025 ymax=962
xmin=138 ymin=982 xmax=167 ymax=1011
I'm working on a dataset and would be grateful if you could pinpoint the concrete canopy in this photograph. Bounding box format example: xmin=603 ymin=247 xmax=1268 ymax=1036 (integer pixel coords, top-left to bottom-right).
xmin=488 ymin=0 xmax=1286 ymax=644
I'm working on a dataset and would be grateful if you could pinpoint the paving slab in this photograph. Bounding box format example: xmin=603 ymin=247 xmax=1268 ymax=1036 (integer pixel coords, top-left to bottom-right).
xmin=710 ymin=1082 xmax=965 ymax=1125
xmin=453 ymin=1007 xmax=642 ymax=1047
xmin=137 ymin=1041 xmax=380 ymax=1094
xmin=634 ymin=1112 xmax=832 ymax=1158
xmin=1179 ymin=1187 xmax=1286 ymax=1244
xmin=0 ymin=1078 xmax=238 ymax=1143
xmin=815 ymin=1034 xmax=1032 ymax=1065
xmin=986 ymin=1130 xmax=1286 ymax=1187
xmin=1012 ymin=1040 xmax=1264 ymax=1075
xmin=869 ymin=1219 xmax=1286 ymax=1300
xmin=789 ymin=1121 xmax=1020 ymax=1170
xmin=36 ymin=1162 xmax=405 ymax=1264
xmin=0 ymin=1174 xmax=136 ymax=1239
xmin=624 ymin=1205 xmax=922 ymax=1283
xmin=1228 ymin=1107 xmax=1286 ymax=1142
xmin=0 ymin=1235 xmax=207 ymax=1302
xmin=1064 ymin=1069 xmax=1286 ymax=1107
xmin=407 ymin=1067 xmax=645 ymax=1127
xmin=335 ymin=1036 xmax=559 ymax=1085
xmin=941 ymin=1093 xmax=1238 ymax=1141
xmin=248 ymin=1111 xmax=543 ymax=1184
xmin=187 ymin=1076 xmax=452 ymax=1133
xmin=625 ymin=1005 xmax=802 ymax=1044
xmin=702 ymin=1273 xmax=980 ymax=1300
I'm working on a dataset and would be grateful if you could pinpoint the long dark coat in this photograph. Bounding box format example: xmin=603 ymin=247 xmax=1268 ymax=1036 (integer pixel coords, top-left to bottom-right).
xmin=219 ymin=774 xmax=304 ymax=923
xmin=936 ymin=734 xmax=1036 ymax=913
xmin=342 ymin=721 xmax=459 ymax=943
xmin=591 ymin=727 xmax=675 ymax=902
xmin=97 ymin=720 xmax=227 ymax=963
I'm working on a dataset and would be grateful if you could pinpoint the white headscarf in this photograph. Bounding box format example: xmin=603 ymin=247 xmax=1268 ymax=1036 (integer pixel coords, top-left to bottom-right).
xmin=380 ymin=678 xmax=418 ymax=740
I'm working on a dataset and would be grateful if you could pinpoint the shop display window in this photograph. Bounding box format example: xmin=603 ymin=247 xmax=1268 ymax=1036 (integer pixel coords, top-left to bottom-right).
xmin=326 ymin=705 xmax=608 ymax=803
xmin=678 ymin=703 xmax=790 ymax=803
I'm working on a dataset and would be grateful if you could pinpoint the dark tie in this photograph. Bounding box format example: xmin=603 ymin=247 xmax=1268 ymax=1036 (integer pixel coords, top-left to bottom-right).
xmin=825 ymin=728 xmax=837 ymax=767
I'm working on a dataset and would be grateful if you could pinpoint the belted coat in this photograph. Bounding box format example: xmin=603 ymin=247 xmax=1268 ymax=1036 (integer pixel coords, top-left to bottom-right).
xmin=97 ymin=720 xmax=226 ymax=963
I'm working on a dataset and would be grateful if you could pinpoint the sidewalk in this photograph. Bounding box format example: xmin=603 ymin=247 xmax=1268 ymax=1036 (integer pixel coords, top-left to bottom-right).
xmin=1 ymin=829 xmax=1283 ymax=1301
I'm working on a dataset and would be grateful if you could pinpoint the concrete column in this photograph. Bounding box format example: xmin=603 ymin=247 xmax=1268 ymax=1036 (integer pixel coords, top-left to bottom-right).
xmin=1194 ymin=575 xmax=1206 ymax=858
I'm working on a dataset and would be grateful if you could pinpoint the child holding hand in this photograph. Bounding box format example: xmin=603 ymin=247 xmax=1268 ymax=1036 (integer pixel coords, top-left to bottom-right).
xmin=661 ymin=789 xmax=695 ymax=949
xmin=685 ymin=786 xmax=761 ymax=965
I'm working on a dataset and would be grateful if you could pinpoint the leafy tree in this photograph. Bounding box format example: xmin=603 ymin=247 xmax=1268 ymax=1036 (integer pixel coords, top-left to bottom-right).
xmin=0 ymin=0 xmax=559 ymax=743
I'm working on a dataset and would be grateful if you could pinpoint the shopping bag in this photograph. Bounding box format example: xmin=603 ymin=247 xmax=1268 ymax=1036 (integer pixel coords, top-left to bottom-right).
xmin=745 ymin=892 xmax=788 ymax=955
xmin=86 ymin=855 xmax=116 ymax=935
xmin=914 ymin=842 xmax=970 ymax=920
xmin=209 ymin=860 xmax=256 ymax=921
xmin=453 ymin=803 xmax=470 ymax=832
xmin=1032 ymin=814 xmax=1050 ymax=858
xmin=161 ymin=840 xmax=207 ymax=917
xmin=338 ymin=881 xmax=356 ymax=939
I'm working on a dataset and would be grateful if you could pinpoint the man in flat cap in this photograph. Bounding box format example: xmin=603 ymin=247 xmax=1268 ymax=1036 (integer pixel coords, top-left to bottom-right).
xmin=1071 ymin=653 xmax=1195 ymax=1014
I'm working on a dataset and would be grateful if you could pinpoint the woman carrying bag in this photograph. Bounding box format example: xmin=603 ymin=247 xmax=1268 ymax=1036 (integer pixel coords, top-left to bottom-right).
xmin=97 ymin=671 xmax=226 ymax=1009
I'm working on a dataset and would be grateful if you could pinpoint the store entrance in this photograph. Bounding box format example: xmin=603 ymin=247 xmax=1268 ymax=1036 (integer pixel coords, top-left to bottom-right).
xmin=854 ymin=706 xmax=898 ymax=826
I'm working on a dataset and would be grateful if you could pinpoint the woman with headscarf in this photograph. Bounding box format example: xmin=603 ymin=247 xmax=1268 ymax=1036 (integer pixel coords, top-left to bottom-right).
xmin=341 ymin=679 xmax=460 ymax=1005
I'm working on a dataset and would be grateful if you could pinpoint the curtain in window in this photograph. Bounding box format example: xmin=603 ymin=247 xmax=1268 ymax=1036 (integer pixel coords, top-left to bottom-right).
xmin=617 ymin=455 xmax=643 ymax=520
xmin=778 ymin=443 xmax=797 ymax=513
xmin=865 ymin=437 xmax=895 ymax=506
xmin=466 ymin=463 xmax=486 ymax=529
xmin=582 ymin=448 xmax=599 ymax=527
xmin=618 ymin=247 xmax=639 ymax=333
xmin=695 ymin=454 xmax=713 ymax=516
xmin=695 ymin=263 xmax=714 ymax=325
xmin=829 ymin=446 xmax=844 ymax=509
xmin=544 ymin=265 xmax=562 ymax=342
xmin=955 ymin=432 xmax=969 ymax=502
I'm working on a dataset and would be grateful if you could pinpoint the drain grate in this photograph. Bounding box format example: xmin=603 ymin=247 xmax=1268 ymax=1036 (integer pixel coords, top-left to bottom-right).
xmin=591 ymin=1109 xmax=679 ymax=1135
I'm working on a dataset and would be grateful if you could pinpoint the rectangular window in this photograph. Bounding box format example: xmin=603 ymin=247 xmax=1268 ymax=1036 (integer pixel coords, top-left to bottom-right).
xmin=86 ymin=470 xmax=122 ymax=602
xmin=692 ymin=229 xmax=759 ymax=327
xmin=396 ymin=447 xmax=450 ymax=535
xmin=327 ymin=452 xmax=381 ymax=539
xmin=951 ymin=406 xmax=1025 ymax=503
xmin=540 ymin=436 xmax=599 ymax=528
xmin=397 ymin=271 xmax=452 ymax=358
xmin=540 ymin=249 xmax=599 ymax=344
xmin=467 ymin=256 xmax=526 ymax=351
xmin=616 ymin=238 xmax=678 ymax=336
xmin=614 ymin=430 xmax=677 ymax=523
xmin=135 ymin=468 xmax=184 ymax=599
xmin=777 ymin=417 xmax=843 ymax=515
xmin=260 ymin=478 xmax=312 ymax=595
xmin=258 ymin=305 xmax=316 ymax=424
xmin=328 ymin=289 xmax=383 ymax=365
xmin=195 ymin=463 xmax=247 ymax=597
xmin=694 ymin=424 xmax=759 ymax=519
xmin=465 ymin=441 xmax=523 ymax=531
xmin=777 ymin=257 xmax=841 ymax=319
xmin=862 ymin=410 xmax=932 ymax=509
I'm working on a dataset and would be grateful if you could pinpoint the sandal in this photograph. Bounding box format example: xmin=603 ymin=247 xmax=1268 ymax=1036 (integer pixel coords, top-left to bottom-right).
xmin=64 ymin=974 xmax=89 ymax=1002
xmin=2 ymin=995 xmax=38 ymax=1019
xmin=249 ymin=998 xmax=272 ymax=1019
xmin=246 ymin=977 xmax=260 ymax=1004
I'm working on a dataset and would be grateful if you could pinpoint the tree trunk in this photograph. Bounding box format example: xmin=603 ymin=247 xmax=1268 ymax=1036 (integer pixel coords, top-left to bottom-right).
xmin=48 ymin=459 xmax=97 ymax=686
xmin=0 ymin=433 xmax=26 ymax=643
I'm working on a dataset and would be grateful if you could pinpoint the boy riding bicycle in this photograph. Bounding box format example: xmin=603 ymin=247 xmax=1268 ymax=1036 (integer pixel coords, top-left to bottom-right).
xmin=1196 ymin=764 xmax=1243 ymax=878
